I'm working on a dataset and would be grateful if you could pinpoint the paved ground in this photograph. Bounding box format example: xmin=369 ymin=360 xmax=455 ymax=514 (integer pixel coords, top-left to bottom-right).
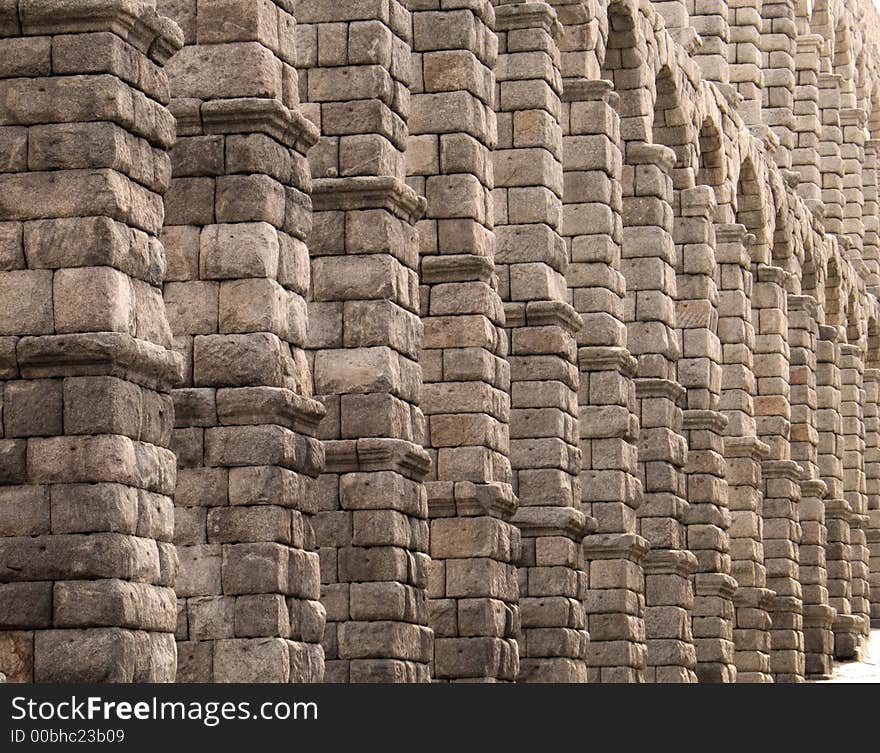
xmin=814 ymin=629 xmax=880 ymax=683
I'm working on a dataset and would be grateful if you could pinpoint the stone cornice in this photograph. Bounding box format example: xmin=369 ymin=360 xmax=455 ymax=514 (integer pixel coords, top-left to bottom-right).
xmin=427 ymin=480 xmax=517 ymax=520
xmin=762 ymin=459 xmax=803 ymax=481
xmin=723 ymin=435 xmax=771 ymax=460
xmin=694 ymin=572 xmax=738 ymax=599
xmin=445 ymin=0 xmax=496 ymax=27
xmin=582 ymin=532 xmax=650 ymax=562
xmin=16 ymin=332 xmax=183 ymax=391
xmin=714 ymin=223 xmax=749 ymax=245
xmin=635 ymin=377 xmax=686 ymax=402
xmin=561 ymin=78 xmax=618 ymax=106
xmin=642 ymin=548 xmax=698 ymax=577
xmin=756 ymin=264 xmax=787 ymax=286
xmin=824 ymin=497 xmax=853 ymax=521
xmin=324 ymin=438 xmax=431 ymax=482
xmin=799 ymin=478 xmax=828 ymax=499
xmin=215 ymin=387 xmax=326 ymax=437
xmin=839 ymin=343 xmax=865 ymax=359
xmin=203 ymin=98 xmax=319 ymax=152
xmin=421 ymin=255 xmax=494 ymax=284
xmin=171 ymin=97 xmax=322 ymax=154
xmin=524 ymin=300 xmax=583 ymax=334
xmin=802 ymin=603 xmax=836 ymax=630
xmin=682 ymin=409 xmax=729 ymax=434
xmin=626 ymin=141 xmax=676 ymax=171
xmin=494 ymin=2 xmax=562 ymax=39
xmin=577 ymin=346 xmax=638 ymax=376
xmin=312 ymin=176 xmax=427 ymax=225
xmin=840 ymin=107 xmax=868 ymax=128
xmin=18 ymin=0 xmax=183 ymax=64
xmin=512 ymin=505 xmax=594 ymax=542
xmin=796 ymin=34 xmax=825 ymax=54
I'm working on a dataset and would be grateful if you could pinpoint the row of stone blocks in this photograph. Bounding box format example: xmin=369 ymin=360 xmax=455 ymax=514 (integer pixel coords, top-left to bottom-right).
xmin=0 ymin=0 xmax=879 ymax=684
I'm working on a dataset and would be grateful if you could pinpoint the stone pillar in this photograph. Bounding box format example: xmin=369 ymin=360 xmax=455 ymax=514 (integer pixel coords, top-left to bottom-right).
xmin=832 ymin=29 xmax=856 ymax=112
xmin=728 ymin=0 xmax=764 ymax=126
xmin=818 ymin=73 xmax=844 ymax=235
xmin=492 ymin=0 xmax=589 ymax=683
xmin=0 ymin=1 xmax=182 ymax=682
xmin=752 ymin=265 xmax=804 ymax=682
xmin=761 ymin=460 xmax=803 ymax=681
xmin=688 ymin=0 xmax=730 ymax=85
xmin=754 ymin=270 xmax=805 ymax=682
xmin=161 ymin=0 xmax=325 ymax=683
xmin=840 ymin=343 xmax=871 ymax=641
xmin=791 ymin=35 xmax=822 ymax=207
xmin=295 ymin=0 xmax=433 ymax=683
xmin=548 ymin=0 xmax=602 ymax=82
xmin=677 ymin=186 xmax=737 ymax=682
xmin=788 ymin=295 xmax=834 ymax=678
xmin=716 ymin=224 xmax=773 ymax=683
xmin=839 ymin=109 xmax=866 ymax=255
xmin=410 ymin=0 xmax=521 ymax=683
xmin=653 ymin=0 xmax=696 ymax=52
xmin=622 ymin=142 xmax=697 ymax=683
xmin=862 ymin=141 xmax=880 ymax=284
xmin=864 ymin=369 xmax=880 ymax=626
xmin=816 ymin=326 xmax=860 ymax=657
xmin=562 ymin=80 xmax=647 ymax=683
xmin=760 ymin=0 xmax=796 ymax=169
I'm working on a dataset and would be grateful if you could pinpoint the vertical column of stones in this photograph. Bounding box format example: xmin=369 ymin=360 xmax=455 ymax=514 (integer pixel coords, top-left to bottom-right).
xmin=410 ymin=1 xmax=521 ymax=683
xmin=761 ymin=460 xmax=803 ymax=681
xmin=818 ymin=73 xmax=844 ymax=235
xmin=715 ymin=224 xmax=773 ymax=683
xmin=840 ymin=108 xmax=866 ymax=256
xmin=677 ymin=187 xmax=738 ymax=683
xmin=832 ymin=29 xmax=855 ymax=111
xmin=839 ymin=343 xmax=871 ymax=641
xmin=816 ymin=326 xmax=860 ymax=658
xmin=791 ymin=35 xmax=822 ymax=208
xmin=547 ymin=0 xmax=600 ymax=81
xmin=687 ymin=0 xmax=730 ymax=85
xmin=0 ymin=1 xmax=183 ymax=682
xmin=864 ymin=368 xmax=880 ymax=626
xmin=492 ymin=1 xmax=589 ymax=683
xmin=161 ymin=0 xmax=325 ymax=683
xmin=296 ymin=0 xmax=433 ymax=683
xmin=562 ymin=80 xmax=647 ymax=683
xmin=652 ymin=0 xmax=695 ymax=50
xmin=623 ymin=142 xmax=697 ymax=683
xmin=728 ymin=0 xmax=764 ymax=126
xmin=752 ymin=265 xmax=804 ymax=682
xmin=788 ymin=295 xmax=834 ymax=678
xmin=759 ymin=0 xmax=796 ymax=169
xmin=862 ymin=141 xmax=880 ymax=283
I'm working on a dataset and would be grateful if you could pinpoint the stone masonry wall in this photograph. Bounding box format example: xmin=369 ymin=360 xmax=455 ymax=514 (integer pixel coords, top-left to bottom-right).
xmin=2 ymin=0 xmax=880 ymax=683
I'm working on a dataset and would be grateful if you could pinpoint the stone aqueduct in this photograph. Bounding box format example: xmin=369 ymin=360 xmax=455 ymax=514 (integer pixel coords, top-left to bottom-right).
xmin=1 ymin=0 xmax=880 ymax=684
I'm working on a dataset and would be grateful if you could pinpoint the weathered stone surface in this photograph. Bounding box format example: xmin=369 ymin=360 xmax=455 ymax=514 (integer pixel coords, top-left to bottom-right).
xmin=0 ymin=0 xmax=879 ymax=688
xmin=0 ymin=0 xmax=183 ymax=684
